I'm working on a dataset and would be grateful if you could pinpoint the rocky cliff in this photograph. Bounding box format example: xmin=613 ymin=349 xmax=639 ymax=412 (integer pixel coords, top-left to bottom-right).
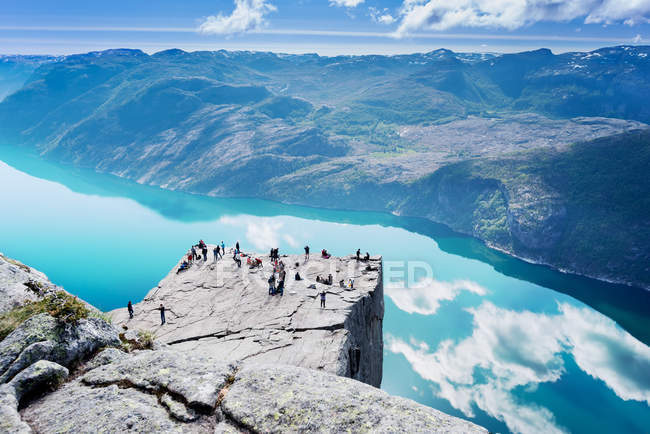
xmin=110 ymin=248 xmax=384 ymax=387
xmin=0 ymin=252 xmax=487 ymax=432
xmin=0 ymin=253 xmax=63 ymax=313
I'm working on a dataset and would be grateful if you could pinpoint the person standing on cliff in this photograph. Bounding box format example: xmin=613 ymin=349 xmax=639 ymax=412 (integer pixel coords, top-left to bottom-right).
xmin=127 ymin=301 xmax=134 ymax=319
xmin=213 ymin=246 xmax=219 ymax=262
xmin=158 ymin=304 xmax=166 ymax=325
xmin=304 ymin=245 xmax=310 ymax=261
xmin=191 ymin=246 xmax=197 ymax=261
xmin=221 ymin=241 xmax=226 ymax=256
xmin=236 ymin=241 xmax=240 ymax=253
xmin=320 ymin=290 xmax=326 ymax=308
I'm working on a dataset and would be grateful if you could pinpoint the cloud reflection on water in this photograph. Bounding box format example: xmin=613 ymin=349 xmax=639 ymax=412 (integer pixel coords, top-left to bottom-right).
xmin=386 ymin=278 xmax=487 ymax=315
xmin=388 ymin=299 xmax=650 ymax=434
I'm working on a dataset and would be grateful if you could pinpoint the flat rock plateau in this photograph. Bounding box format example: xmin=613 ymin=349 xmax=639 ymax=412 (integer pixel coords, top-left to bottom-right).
xmin=111 ymin=247 xmax=384 ymax=386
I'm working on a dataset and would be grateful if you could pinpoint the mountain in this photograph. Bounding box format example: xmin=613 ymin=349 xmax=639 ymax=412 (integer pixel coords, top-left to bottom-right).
xmin=0 ymin=46 xmax=648 ymax=288
xmin=0 ymin=55 xmax=57 ymax=102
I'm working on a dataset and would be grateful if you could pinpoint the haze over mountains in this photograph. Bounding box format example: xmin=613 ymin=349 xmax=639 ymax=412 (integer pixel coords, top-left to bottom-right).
xmin=0 ymin=46 xmax=648 ymax=289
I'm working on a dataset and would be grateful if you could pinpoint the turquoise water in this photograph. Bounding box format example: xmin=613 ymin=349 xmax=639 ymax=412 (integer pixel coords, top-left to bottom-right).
xmin=1 ymin=146 xmax=649 ymax=434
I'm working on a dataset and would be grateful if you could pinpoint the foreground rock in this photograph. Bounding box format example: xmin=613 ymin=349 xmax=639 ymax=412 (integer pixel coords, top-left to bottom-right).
xmin=0 ymin=313 xmax=120 ymax=383
xmin=111 ymin=250 xmax=384 ymax=387
xmin=0 ymin=254 xmax=61 ymax=314
xmin=21 ymin=348 xmax=486 ymax=433
xmin=223 ymin=364 xmax=485 ymax=433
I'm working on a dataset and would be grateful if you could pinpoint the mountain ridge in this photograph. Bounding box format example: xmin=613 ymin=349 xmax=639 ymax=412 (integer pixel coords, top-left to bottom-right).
xmin=0 ymin=45 xmax=648 ymax=289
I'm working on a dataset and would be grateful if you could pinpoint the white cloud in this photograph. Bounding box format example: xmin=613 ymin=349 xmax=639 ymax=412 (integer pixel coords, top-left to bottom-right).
xmin=386 ymin=278 xmax=486 ymax=315
xmin=198 ymin=0 xmax=277 ymax=35
xmin=393 ymin=0 xmax=650 ymax=36
xmin=633 ymin=34 xmax=643 ymax=43
xmin=369 ymin=7 xmax=396 ymax=24
xmin=387 ymin=301 xmax=650 ymax=433
xmin=330 ymin=0 xmax=365 ymax=7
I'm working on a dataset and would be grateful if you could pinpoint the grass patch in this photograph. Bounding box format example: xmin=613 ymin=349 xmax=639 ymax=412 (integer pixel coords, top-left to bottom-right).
xmin=0 ymin=291 xmax=91 ymax=341
xmin=119 ymin=329 xmax=156 ymax=352
xmin=89 ymin=310 xmax=113 ymax=324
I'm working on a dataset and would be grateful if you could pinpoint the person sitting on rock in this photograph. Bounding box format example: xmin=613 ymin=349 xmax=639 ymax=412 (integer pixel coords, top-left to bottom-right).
xmin=321 ymin=249 xmax=330 ymax=259
xmin=295 ymin=271 xmax=302 ymax=281
xmin=364 ymin=252 xmax=370 ymax=261
xmin=177 ymin=260 xmax=189 ymax=274
xmin=233 ymin=252 xmax=242 ymax=268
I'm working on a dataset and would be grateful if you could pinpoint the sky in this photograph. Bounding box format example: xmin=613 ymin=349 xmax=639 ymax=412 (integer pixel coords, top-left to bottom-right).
xmin=1 ymin=0 xmax=650 ymax=56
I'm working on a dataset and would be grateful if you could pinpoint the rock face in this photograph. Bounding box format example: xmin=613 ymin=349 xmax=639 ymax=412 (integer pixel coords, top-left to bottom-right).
xmin=21 ymin=349 xmax=486 ymax=433
xmin=111 ymin=249 xmax=384 ymax=387
xmin=223 ymin=364 xmax=485 ymax=433
xmin=0 ymin=313 xmax=120 ymax=383
xmin=0 ymin=253 xmax=61 ymax=314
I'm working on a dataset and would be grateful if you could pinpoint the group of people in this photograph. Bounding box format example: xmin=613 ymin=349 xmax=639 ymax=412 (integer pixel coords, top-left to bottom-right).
xmin=267 ymin=253 xmax=287 ymax=296
xmin=356 ymin=249 xmax=370 ymax=262
xmin=126 ymin=301 xmax=166 ymax=325
xmin=140 ymin=241 xmax=375 ymax=323
xmin=177 ymin=240 xmax=237 ymax=273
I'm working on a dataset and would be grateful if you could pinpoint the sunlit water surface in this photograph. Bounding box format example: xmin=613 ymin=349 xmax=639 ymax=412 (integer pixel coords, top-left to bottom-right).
xmin=1 ymin=147 xmax=649 ymax=434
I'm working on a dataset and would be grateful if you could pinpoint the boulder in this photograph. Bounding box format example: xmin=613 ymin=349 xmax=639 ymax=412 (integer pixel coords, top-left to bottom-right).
xmin=0 ymin=360 xmax=68 ymax=434
xmin=7 ymin=360 xmax=68 ymax=404
xmin=0 ymin=314 xmax=119 ymax=383
xmin=0 ymin=314 xmax=59 ymax=379
xmin=0 ymin=254 xmax=59 ymax=315
xmin=0 ymin=385 xmax=30 ymax=434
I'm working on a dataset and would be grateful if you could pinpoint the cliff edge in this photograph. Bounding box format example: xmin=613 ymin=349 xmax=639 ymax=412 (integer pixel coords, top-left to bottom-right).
xmin=111 ymin=248 xmax=384 ymax=387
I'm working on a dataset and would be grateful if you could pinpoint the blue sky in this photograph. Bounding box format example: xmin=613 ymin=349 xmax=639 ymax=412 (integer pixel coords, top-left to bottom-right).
xmin=1 ymin=0 xmax=649 ymax=55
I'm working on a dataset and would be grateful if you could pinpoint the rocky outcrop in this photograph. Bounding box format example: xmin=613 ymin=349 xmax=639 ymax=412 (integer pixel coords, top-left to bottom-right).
xmin=111 ymin=250 xmax=384 ymax=387
xmin=223 ymin=364 xmax=485 ymax=433
xmin=21 ymin=349 xmax=486 ymax=433
xmin=0 ymin=313 xmax=120 ymax=383
xmin=0 ymin=254 xmax=62 ymax=314
xmin=0 ymin=360 xmax=69 ymax=433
